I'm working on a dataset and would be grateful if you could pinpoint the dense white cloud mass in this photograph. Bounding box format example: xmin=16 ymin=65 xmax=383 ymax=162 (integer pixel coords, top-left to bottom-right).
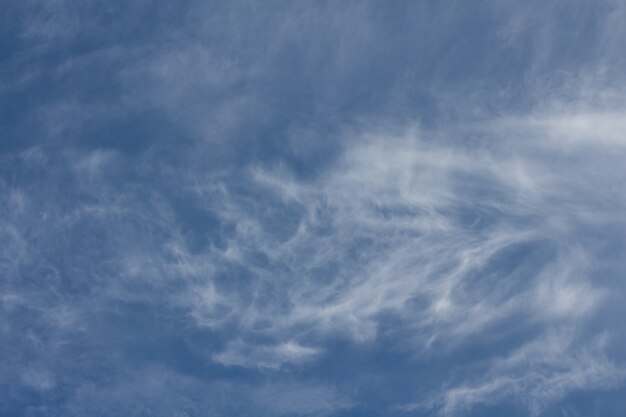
xmin=2 ymin=1 xmax=626 ymax=416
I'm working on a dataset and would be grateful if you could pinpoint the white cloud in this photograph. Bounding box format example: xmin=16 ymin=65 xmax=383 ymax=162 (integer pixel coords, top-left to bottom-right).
xmin=431 ymin=331 xmax=624 ymax=416
xmin=171 ymin=103 xmax=626 ymax=413
xmin=213 ymin=340 xmax=320 ymax=369
xmin=4 ymin=2 xmax=626 ymax=415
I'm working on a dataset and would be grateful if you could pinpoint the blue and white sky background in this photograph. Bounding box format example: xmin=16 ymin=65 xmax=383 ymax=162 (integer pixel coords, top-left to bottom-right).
xmin=3 ymin=1 xmax=626 ymax=416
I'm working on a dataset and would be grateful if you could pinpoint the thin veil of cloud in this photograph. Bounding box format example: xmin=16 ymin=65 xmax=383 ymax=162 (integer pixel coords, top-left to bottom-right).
xmin=2 ymin=1 xmax=626 ymax=416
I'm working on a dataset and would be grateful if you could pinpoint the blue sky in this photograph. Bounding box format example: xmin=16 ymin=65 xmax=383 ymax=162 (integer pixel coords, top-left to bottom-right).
xmin=2 ymin=1 xmax=626 ymax=416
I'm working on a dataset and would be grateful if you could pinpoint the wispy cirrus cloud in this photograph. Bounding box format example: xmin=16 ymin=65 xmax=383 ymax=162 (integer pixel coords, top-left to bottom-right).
xmin=3 ymin=1 xmax=626 ymax=416
xmin=171 ymin=103 xmax=626 ymax=413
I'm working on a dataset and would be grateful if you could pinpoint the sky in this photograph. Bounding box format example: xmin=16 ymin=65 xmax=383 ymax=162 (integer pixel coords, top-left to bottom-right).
xmin=2 ymin=1 xmax=626 ymax=416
